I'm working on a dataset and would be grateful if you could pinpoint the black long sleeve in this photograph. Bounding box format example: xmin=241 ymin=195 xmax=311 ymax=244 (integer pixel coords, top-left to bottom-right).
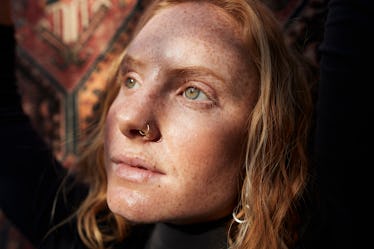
xmin=307 ymin=0 xmax=374 ymax=248
xmin=0 ymin=25 xmax=86 ymax=248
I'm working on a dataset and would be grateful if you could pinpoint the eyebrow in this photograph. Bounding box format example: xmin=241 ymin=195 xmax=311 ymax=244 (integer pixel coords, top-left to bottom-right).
xmin=168 ymin=66 xmax=225 ymax=84
xmin=120 ymin=54 xmax=226 ymax=84
xmin=120 ymin=55 xmax=146 ymax=71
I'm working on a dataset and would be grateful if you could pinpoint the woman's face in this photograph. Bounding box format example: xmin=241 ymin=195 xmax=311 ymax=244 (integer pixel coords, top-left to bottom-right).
xmin=104 ymin=2 xmax=257 ymax=224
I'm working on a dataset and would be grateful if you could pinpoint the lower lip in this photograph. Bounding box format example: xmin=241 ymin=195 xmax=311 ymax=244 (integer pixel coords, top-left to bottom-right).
xmin=112 ymin=163 xmax=163 ymax=183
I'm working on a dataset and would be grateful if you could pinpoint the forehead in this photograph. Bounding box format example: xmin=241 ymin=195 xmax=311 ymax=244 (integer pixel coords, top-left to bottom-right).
xmin=136 ymin=2 xmax=244 ymax=42
xmin=127 ymin=2 xmax=247 ymax=68
xmin=144 ymin=2 xmax=243 ymax=44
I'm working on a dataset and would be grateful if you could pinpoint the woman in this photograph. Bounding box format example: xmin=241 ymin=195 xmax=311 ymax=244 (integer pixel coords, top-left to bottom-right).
xmin=1 ymin=0 xmax=315 ymax=249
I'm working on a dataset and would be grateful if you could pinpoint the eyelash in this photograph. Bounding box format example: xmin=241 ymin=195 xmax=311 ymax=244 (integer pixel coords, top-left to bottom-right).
xmin=122 ymin=72 xmax=141 ymax=90
xmin=183 ymin=86 xmax=208 ymax=100
xmin=124 ymin=77 xmax=138 ymax=89
xmin=180 ymin=82 xmax=217 ymax=108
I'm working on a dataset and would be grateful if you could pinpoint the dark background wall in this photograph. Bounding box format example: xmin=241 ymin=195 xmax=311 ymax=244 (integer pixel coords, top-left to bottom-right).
xmin=0 ymin=0 xmax=327 ymax=248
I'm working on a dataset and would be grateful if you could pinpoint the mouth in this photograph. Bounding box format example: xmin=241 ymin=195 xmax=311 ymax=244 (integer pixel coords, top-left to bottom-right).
xmin=110 ymin=155 xmax=164 ymax=183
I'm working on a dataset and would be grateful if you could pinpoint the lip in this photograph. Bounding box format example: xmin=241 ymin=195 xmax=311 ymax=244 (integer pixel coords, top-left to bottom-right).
xmin=110 ymin=155 xmax=165 ymax=183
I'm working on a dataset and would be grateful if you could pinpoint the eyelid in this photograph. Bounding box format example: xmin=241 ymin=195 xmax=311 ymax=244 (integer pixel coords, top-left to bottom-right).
xmin=181 ymin=80 xmax=218 ymax=104
xmin=122 ymin=71 xmax=142 ymax=89
xmin=184 ymin=86 xmax=208 ymax=100
xmin=120 ymin=61 xmax=140 ymax=80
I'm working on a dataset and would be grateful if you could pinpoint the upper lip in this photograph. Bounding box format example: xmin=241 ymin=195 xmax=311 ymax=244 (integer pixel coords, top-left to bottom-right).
xmin=111 ymin=154 xmax=165 ymax=174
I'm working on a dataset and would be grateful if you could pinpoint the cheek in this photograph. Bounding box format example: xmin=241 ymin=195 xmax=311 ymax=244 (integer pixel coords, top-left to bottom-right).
xmin=103 ymin=107 xmax=120 ymax=177
xmin=103 ymin=107 xmax=117 ymax=150
xmin=164 ymin=116 xmax=245 ymax=204
xmin=169 ymin=115 xmax=245 ymax=176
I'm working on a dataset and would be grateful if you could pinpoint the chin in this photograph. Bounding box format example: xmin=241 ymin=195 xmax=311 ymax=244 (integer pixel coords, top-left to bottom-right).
xmin=106 ymin=185 xmax=162 ymax=223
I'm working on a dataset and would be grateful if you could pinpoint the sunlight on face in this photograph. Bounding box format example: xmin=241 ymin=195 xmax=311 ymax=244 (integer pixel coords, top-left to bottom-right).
xmin=104 ymin=2 xmax=257 ymax=224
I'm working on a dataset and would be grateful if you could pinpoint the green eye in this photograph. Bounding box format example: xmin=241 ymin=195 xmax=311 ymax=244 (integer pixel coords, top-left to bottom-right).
xmin=184 ymin=87 xmax=201 ymax=100
xmin=125 ymin=77 xmax=137 ymax=88
xmin=183 ymin=87 xmax=205 ymax=100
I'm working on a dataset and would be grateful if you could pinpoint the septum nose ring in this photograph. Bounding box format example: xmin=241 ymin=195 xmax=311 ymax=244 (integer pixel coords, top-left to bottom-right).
xmin=139 ymin=123 xmax=150 ymax=136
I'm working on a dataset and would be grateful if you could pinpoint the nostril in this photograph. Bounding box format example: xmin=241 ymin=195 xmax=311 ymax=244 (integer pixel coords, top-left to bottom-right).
xmin=127 ymin=128 xmax=162 ymax=142
xmin=129 ymin=129 xmax=142 ymax=137
xmin=119 ymin=121 xmax=162 ymax=142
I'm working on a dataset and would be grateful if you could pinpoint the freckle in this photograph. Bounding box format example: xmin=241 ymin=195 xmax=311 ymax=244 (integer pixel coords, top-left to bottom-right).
xmin=158 ymin=185 xmax=161 ymax=188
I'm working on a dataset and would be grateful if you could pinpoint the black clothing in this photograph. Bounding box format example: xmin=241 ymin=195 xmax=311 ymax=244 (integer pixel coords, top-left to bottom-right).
xmin=0 ymin=25 xmax=86 ymax=248
xmin=144 ymin=219 xmax=229 ymax=249
xmin=1 ymin=0 xmax=373 ymax=248
xmin=302 ymin=0 xmax=374 ymax=249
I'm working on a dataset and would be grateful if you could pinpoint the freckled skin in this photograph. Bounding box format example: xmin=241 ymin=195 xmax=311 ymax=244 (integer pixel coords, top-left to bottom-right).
xmin=104 ymin=2 xmax=257 ymax=224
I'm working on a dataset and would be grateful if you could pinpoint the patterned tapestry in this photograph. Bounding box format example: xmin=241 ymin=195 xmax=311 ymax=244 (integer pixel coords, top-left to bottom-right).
xmin=12 ymin=0 xmax=147 ymax=167
xmin=0 ymin=0 xmax=327 ymax=248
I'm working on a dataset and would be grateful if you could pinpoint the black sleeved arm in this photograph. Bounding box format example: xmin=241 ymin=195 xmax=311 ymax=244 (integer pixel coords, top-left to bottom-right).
xmin=306 ymin=0 xmax=374 ymax=248
xmin=0 ymin=24 xmax=77 ymax=247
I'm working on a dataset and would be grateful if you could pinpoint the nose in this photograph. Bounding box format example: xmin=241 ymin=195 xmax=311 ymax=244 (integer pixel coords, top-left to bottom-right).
xmin=115 ymin=91 xmax=161 ymax=142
